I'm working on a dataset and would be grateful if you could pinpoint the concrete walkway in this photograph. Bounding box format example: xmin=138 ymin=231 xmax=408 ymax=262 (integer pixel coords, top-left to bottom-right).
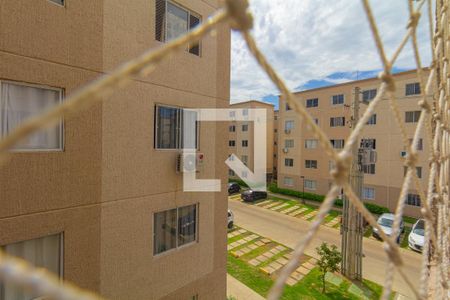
xmin=227 ymin=274 xmax=265 ymax=300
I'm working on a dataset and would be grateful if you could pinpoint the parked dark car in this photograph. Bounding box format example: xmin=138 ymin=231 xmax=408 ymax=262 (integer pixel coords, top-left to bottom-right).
xmin=241 ymin=190 xmax=267 ymax=202
xmin=228 ymin=182 xmax=241 ymax=194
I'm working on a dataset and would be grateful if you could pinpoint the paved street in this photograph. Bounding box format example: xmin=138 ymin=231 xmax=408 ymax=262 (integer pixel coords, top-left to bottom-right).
xmin=229 ymin=199 xmax=422 ymax=298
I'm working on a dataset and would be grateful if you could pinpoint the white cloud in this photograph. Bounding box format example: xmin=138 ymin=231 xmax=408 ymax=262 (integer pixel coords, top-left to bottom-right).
xmin=230 ymin=0 xmax=433 ymax=103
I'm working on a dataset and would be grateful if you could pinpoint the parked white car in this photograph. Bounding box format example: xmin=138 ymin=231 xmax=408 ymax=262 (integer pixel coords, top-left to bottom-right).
xmin=373 ymin=213 xmax=404 ymax=243
xmin=408 ymin=219 xmax=425 ymax=252
xmin=228 ymin=209 xmax=234 ymax=229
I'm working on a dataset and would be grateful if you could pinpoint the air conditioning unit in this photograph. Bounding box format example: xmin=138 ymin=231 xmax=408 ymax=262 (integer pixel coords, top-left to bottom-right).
xmin=176 ymin=152 xmax=204 ymax=173
xmin=282 ymin=148 xmax=289 ymax=153
xmin=284 ymin=129 xmax=291 ymax=134
xmin=400 ymin=151 xmax=407 ymax=158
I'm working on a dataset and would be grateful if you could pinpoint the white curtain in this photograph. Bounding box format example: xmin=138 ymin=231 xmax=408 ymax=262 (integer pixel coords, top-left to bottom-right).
xmin=1 ymin=234 xmax=61 ymax=300
xmin=0 ymin=82 xmax=61 ymax=150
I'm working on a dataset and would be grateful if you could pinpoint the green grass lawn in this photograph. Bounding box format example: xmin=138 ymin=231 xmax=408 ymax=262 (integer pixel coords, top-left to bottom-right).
xmin=400 ymin=226 xmax=412 ymax=248
xmin=228 ymin=253 xmax=388 ymax=299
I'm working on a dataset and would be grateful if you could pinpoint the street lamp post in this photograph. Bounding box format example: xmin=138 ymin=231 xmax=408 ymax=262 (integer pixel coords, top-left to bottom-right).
xmin=300 ymin=175 xmax=305 ymax=204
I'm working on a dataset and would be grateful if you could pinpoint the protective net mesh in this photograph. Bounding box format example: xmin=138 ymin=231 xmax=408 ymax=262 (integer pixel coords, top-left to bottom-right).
xmin=0 ymin=0 xmax=448 ymax=299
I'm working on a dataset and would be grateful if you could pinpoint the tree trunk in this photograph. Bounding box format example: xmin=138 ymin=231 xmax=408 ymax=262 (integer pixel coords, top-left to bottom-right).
xmin=322 ymin=273 xmax=326 ymax=293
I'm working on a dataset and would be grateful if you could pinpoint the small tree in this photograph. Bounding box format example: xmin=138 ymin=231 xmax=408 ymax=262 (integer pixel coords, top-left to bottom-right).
xmin=315 ymin=242 xmax=342 ymax=293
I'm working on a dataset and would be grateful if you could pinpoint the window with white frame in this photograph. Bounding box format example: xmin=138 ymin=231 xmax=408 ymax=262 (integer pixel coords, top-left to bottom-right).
xmin=304 ymin=179 xmax=316 ymax=190
xmin=362 ymin=164 xmax=376 ymax=174
xmin=285 ymin=158 xmax=294 ymax=167
xmin=330 ymin=139 xmax=345 ymax=149
xmin=405 ymin=111 xmax=421 ymax=123
xmin=283 ymin=177 xmax=294 ymax=186
xmin=306 ymin=98 xmax=318 ymax=108
xmin=1 ymin=234 xmax=63 ymax=299
xmin=155 ymin=0 xmax=201 ymax=56
xmin=409 ymin=138 xmax=423 ymax=150
xmin=405 ymin=82 xmax=421 ymax=96
xmin=155 ymin=105 xmax=198 ymax=149
xmin=229 ymin=125 xmax=235 ymax=132
xmin=305 ymin=159 xmax=317 ymax=169
xmin=305 ymin=139 xmax=317 ymax=149
xmin=285 ymin=120 xmax=294 ymax=130
xmin=242 ymin=140 xmax=248 ymax=147
xmin=242 ymin=170 xmax=248 ymax=178
xmin=331 ymin=94 xmax=344 ymax=105
xmin=366 ymin=114 xmax=377 ymax=125
xmin=242 ymin=108 xmax=249 ymax=116
xmin=330 ymin=117 xmax=345 ymax=127
xmin=406 ymin=193 xmax=421 ymax=206
xmin=285 ymin=139 xmax=294 ymax=148
xmin=362 ymin=89 xmax=377 ymax=102
xmin=229 ymin=111 xmax=236 ymax=118
xmin=0 ymin=81 xmax=63 ymax=150
xmin=229 ymin=140 xmax=235 ymax=147
xmin=242 ymin=124 xmax=248 ymax=131
xmin=404 ymin=166 xmax=422 ymax=178
xmin=362 ymin=187 xmax=375 ymax=200
xmin=154 ymin=204 xmax=197 ymax=255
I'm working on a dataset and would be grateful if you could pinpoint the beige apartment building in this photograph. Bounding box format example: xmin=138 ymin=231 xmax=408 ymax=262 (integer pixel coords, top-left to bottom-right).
xmin=228 ymin=100 xmax=275 ymax=182
xmin=0 ymin=0 xmax=229 ymax=299
xmin=278 ymin=70 xmax=430 ymax=217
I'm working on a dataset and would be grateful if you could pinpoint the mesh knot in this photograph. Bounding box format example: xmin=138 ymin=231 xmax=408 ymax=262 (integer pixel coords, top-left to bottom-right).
xmin=418 ymin=100 xmax=430 ymax=112
xmin=226 ymin=0 xmax=253 ymax=31
xmin=407 ymin=12 xmax=421 ymax=29
xmin=378 ymin=71 xmax=395 ymax=92
xmin=383 ymin=242 xmax=403 ymax=266
xmin=405 ymin=152 xmax=418 ymax=168
xmin=330 ymin=152 xmax=351 ymax=185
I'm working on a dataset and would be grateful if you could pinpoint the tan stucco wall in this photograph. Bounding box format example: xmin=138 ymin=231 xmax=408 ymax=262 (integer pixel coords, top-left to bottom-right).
xmin=0 ymin=0 xmax=229 ymax=299
xmin=278 ymin=70 xmax=430 ymax=217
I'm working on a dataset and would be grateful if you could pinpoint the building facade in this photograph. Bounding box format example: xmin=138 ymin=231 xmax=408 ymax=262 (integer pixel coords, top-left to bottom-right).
xmin=0 ymin=0 xmax=229 ymax=299
xmin=273 ymin=110 xmax=279 ymax=180
xmin=228 ymin=100 xmax=275 ymax=182
xmin=278 ymin=70 xmax=430 ymax=217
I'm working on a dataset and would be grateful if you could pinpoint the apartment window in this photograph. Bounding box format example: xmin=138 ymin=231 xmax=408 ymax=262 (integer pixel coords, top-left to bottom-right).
xmin=242 ymin=124 xmax=248 ymax=131
xmin=274 ymin=141 xmax=277 ymax=146
xmin=286 ymin=103 xmax=291 ymax=111
xmin=0 ymin=81 xmax=63 ymax=150
xmin=155 ymin=105 xmax=198 ymax=149
xmin=285 ymin=139 xmax=294 ymax=148
xmin=306 ymin=98 xmax=319 ymax=108
xmin=405 ymin=82 xmax=421 ymax=96
xmin=360 ymin=138 xmax=376 ymax=149
xmin=406 ymin=194 xmax=421 ymax=206
xmin=304 ymin=179 xmax=316 ymax=190
xmin=49 ymin=0 xmax=64 ymax=5
xmin=274 ymin=154 xmax=277 ymax=158
xmin=314 ymin=118 xmax=319 ymax=125
xmin=329 ymin=160 xmax=336 ymax=171
xmin=405 ymin=111 xmax=421 ymax=123
xmin=404 ymin=166 xmax=422 ymax=178
xmin=283 ymin=177 xmax=294 ymax=186
xmin=229 ymin=125 xmax=235 ymax=132
xmin=362 ymin=89 xmax=377 ymax=102
xmin=228 ymin=169 xmax=235 ymax=176
xmin=330 ymin=139 xmax=345 ymax=149
xmin=154 ymin=204 xmax=197 ymax=255
xmin=274 ymin=115 xmax=278 ymax=120
xmin=274 ymin=129 xmax=278 ymax=133
xmin=362 ymin=164 xmax=376 ymax=174
xmin=330 ymin=117 xmax=345 ymax=127
xmin=331 ymin=94 xmax=344 ymax=105
xmin=1 ymin=234 xmax=63 ymax=299
xmin=285 ymin=120 xmax=294 ymax=130
xmin=229 ymin=111 xmax=236 ymax=118
xmin=409 ymin=138 xmax=423 ymax=150
xmin=242 ymin=140 xmax=248 ymax=147
xmin=362 ymin=187 xmax=375 ymax=200
xmin=285 ymin=158 xmax=294 ymax=167
xmin=305 ymin=159 xmax=317 ymax=169
xmin=242 ymin=108 xmax=249 ymax=116
xmin=366 ymin=114 xmax=377 ymax=125
xmin=241 ymin=155 xmax=248 ymax=165
xmin=305 ymin=139 xmax=318 ymax=149
xmin=155 ymin=0 xmax=201 ymax=56
xmin=242 ymin=170 xmax=248 ymax=178
xmin=229 ymin=140 xmax=235 ymax=147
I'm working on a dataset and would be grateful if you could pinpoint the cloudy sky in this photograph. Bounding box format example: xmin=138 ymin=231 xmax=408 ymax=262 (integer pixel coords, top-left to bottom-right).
xmin=230 ymin=0 xmax=433 ymax=108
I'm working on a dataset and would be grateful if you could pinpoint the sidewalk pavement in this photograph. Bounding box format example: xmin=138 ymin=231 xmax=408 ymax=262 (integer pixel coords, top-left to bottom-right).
xmin=227 ymin=274 xmax=265 ymax=300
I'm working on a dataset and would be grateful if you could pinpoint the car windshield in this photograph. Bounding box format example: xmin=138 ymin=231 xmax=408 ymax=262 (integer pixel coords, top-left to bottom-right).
xmin=413 ymin=220 xmax=425 ymax=236
xmin=378 ymin=218 xmax=393 ymax=227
